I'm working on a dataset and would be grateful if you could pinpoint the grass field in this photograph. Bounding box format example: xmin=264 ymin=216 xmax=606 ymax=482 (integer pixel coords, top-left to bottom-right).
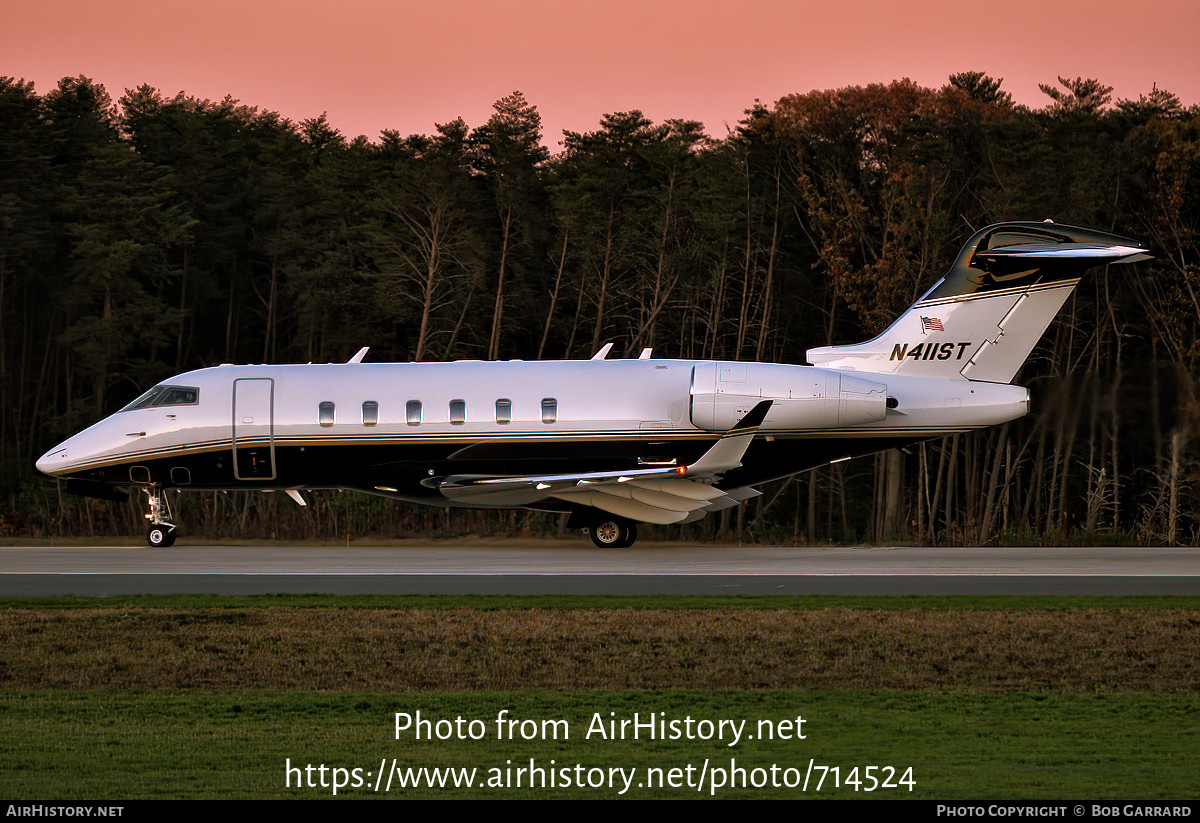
xmin=1 ymin=595 xmax=1198 ymax=799
xmin=1 ymin=690 xmax=1197 ymax=799
xmin=3 ymin=602 xmax=1199 ymax=691
xmin=4 ymin=593 xmax=1199 ymax=610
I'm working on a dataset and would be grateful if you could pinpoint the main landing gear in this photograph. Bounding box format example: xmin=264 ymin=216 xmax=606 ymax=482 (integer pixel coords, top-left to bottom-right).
xmin=588 ymin=516 xmax=638 ymax=549
xmin=144 ymin=487 xmax=177 ymax=547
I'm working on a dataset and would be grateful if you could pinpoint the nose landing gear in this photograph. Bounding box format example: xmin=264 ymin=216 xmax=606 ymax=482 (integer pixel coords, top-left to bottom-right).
xmin=144 ymin=487 xmax=177 ymax=547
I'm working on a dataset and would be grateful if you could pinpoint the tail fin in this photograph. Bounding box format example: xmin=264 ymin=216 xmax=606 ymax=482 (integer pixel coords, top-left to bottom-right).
xmin=806 ymin=221 xmax=1151 ymax=383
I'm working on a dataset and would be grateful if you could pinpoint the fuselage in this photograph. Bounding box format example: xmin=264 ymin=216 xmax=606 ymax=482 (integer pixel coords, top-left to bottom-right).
xmin=32 ymin=220 xmax=1147 ymax=547
xmin=36 ymin=358 xmax=1029 ymax=508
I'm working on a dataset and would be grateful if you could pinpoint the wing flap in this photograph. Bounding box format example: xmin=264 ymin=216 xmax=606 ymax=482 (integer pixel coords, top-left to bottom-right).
xmin=627 ymin=485 xmax=714 ymax=512
xmin=550 ymin=489 xmax=693 ymax=524
xmin=636 ymin=477 xmax=727 ymax=500
xmin=551 ymin=479 xmax=757 ymax=524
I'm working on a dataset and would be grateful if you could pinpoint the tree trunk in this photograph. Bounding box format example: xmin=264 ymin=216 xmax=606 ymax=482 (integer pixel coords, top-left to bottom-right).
xmin=488 ymin=209 xmax=512 ymax=360
xmin=538 ymin=231 xmax=568 ymax=360
xmin=807 ymin=468 xmax=818 ymax=543
xmin=1167 ymin=429 xmax=1182 ymax=546
xmin=978 ymin=425 xmax=1008 ymax=544
xmin=755 ymin=166 xmax=781 ymax=361
xmin=590 ymin=205 xmax=615 ymax=354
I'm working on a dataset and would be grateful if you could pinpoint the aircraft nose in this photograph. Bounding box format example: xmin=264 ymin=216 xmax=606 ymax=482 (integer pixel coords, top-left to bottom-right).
xmin=36 ymin=445 xmax=69 ymax=477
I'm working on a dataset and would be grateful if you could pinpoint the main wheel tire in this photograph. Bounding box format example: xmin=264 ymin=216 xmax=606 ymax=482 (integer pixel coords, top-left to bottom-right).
xmin=619 ymin=523 xmax=638 ymax=548
xmin=589 ymin=518 xmax=631 ymax=548
xmin=147 ymin=526 xmax=175 ymax=548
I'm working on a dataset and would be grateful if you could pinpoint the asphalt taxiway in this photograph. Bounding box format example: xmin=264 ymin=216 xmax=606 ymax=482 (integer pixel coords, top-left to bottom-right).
xmin=1 ymin=543 xmax=1197 ymax=595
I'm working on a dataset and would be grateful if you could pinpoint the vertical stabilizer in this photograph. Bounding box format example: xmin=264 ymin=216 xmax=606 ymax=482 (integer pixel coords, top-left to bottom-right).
xmin=806 ymin=222 xmax=1150 ymax=383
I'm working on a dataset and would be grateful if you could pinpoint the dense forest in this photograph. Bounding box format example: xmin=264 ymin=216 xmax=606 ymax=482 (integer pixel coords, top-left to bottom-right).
xmin=2 ymin=72 xmax=1198 ymax=545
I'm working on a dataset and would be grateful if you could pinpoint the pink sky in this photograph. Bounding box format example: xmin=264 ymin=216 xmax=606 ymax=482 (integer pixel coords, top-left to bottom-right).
xmin=6 ymin=0 xmax=1198 ymax=148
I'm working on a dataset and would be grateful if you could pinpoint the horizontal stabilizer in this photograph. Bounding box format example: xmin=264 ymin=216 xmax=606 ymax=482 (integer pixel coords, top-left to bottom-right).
xmin=975 ymin=243 xmax=1151 ymax=264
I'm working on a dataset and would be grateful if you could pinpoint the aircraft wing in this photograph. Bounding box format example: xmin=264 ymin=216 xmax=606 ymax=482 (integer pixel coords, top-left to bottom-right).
xmin=433 ymin=401 xmax=773 ymax=524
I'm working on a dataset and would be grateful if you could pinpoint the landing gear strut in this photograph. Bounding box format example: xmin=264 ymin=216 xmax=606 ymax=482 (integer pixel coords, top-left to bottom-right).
xmin=588 ymin=517 xmax=637 ymax=548
xmin=144 ymin=487 xmax=176 ymax=547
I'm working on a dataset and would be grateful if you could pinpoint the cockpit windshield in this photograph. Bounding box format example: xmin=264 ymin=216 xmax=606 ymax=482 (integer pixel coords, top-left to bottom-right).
xmin=120 ymin=385 xmax=199 ymax=411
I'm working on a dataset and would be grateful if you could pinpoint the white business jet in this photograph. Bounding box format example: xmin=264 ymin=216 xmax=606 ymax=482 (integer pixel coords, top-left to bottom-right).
xmin=36 ymin=221 xmax=1150 ymax=547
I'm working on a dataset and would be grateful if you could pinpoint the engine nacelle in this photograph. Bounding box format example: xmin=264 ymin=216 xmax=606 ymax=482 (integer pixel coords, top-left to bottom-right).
xmin=690 ymin=362 xmax=887 ymax=431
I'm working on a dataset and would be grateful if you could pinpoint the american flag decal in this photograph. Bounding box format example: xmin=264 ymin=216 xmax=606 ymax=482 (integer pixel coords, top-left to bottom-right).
xmin=920 ymin=316 xmax=944 ymax=333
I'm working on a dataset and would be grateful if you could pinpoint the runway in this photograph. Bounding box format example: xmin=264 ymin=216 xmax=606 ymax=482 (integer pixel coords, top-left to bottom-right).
xmin=1 ymin=543 xmax=1197 ymax=595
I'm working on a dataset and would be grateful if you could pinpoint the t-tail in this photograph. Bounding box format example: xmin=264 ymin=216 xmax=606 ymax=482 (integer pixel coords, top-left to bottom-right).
xmin=806 ymin=221 xmax=1151 ymax=383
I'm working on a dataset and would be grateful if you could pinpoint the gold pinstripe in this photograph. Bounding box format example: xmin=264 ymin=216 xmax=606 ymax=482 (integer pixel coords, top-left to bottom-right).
xmin=47 ymin=426 xmax=975 ymax=475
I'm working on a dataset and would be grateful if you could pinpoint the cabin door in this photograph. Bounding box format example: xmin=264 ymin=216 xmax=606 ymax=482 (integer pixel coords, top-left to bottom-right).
xmin=232 ymin=378 xmax=276 ymax=481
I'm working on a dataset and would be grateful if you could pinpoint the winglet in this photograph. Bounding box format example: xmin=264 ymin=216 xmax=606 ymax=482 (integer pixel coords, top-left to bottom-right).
xmin=730 ymin=399 xmax=773 ymax=430
xmin=591 ymin=343 xmax=614 ymax=360
xmin=685 ymin=400 xmax=773 ymax=477
xmin=347 ymin=347 xmax=369 ymax=364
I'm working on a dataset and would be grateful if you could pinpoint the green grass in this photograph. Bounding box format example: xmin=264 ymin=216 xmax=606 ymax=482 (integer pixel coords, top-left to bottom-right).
xmin=1 ymin=690 xmax=1195 ymax=799
xmin=3 ymin=593 xmax=1199 ymax=610
xmin=3 ymin=595 xmax=1196 ymax=798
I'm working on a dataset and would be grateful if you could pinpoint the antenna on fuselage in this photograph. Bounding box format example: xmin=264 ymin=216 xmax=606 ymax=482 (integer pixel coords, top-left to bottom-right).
xmin=347 ymin=347 xmax=370 ymax=364
xmin=590 ymin=343 xmax=614 ymax=360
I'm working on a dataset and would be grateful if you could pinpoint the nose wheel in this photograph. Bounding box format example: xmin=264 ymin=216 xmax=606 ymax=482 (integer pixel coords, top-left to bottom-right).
xmin=147 ymin=523 xmax=176 ymax=547
xmin=144 ymin=487 xmax=177 ymax=547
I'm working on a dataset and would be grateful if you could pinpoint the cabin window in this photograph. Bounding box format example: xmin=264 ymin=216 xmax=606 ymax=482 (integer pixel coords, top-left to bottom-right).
xmin=406 ymin=400 xmax=422 ymax=426
xmin=318 ymin=401 xmax=335 ymax=427
xmin=541 ymin=398 xmax=557 ymax=424
xmin=157 ymin=386 xmax=199 ymax=406
xmin=362 ymin=401 xmax=378 ymax=426
xmin=449 ymin=399 xmax=466 ymax=425
xmin=495 ymin=398 xmax=512 ymax=424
